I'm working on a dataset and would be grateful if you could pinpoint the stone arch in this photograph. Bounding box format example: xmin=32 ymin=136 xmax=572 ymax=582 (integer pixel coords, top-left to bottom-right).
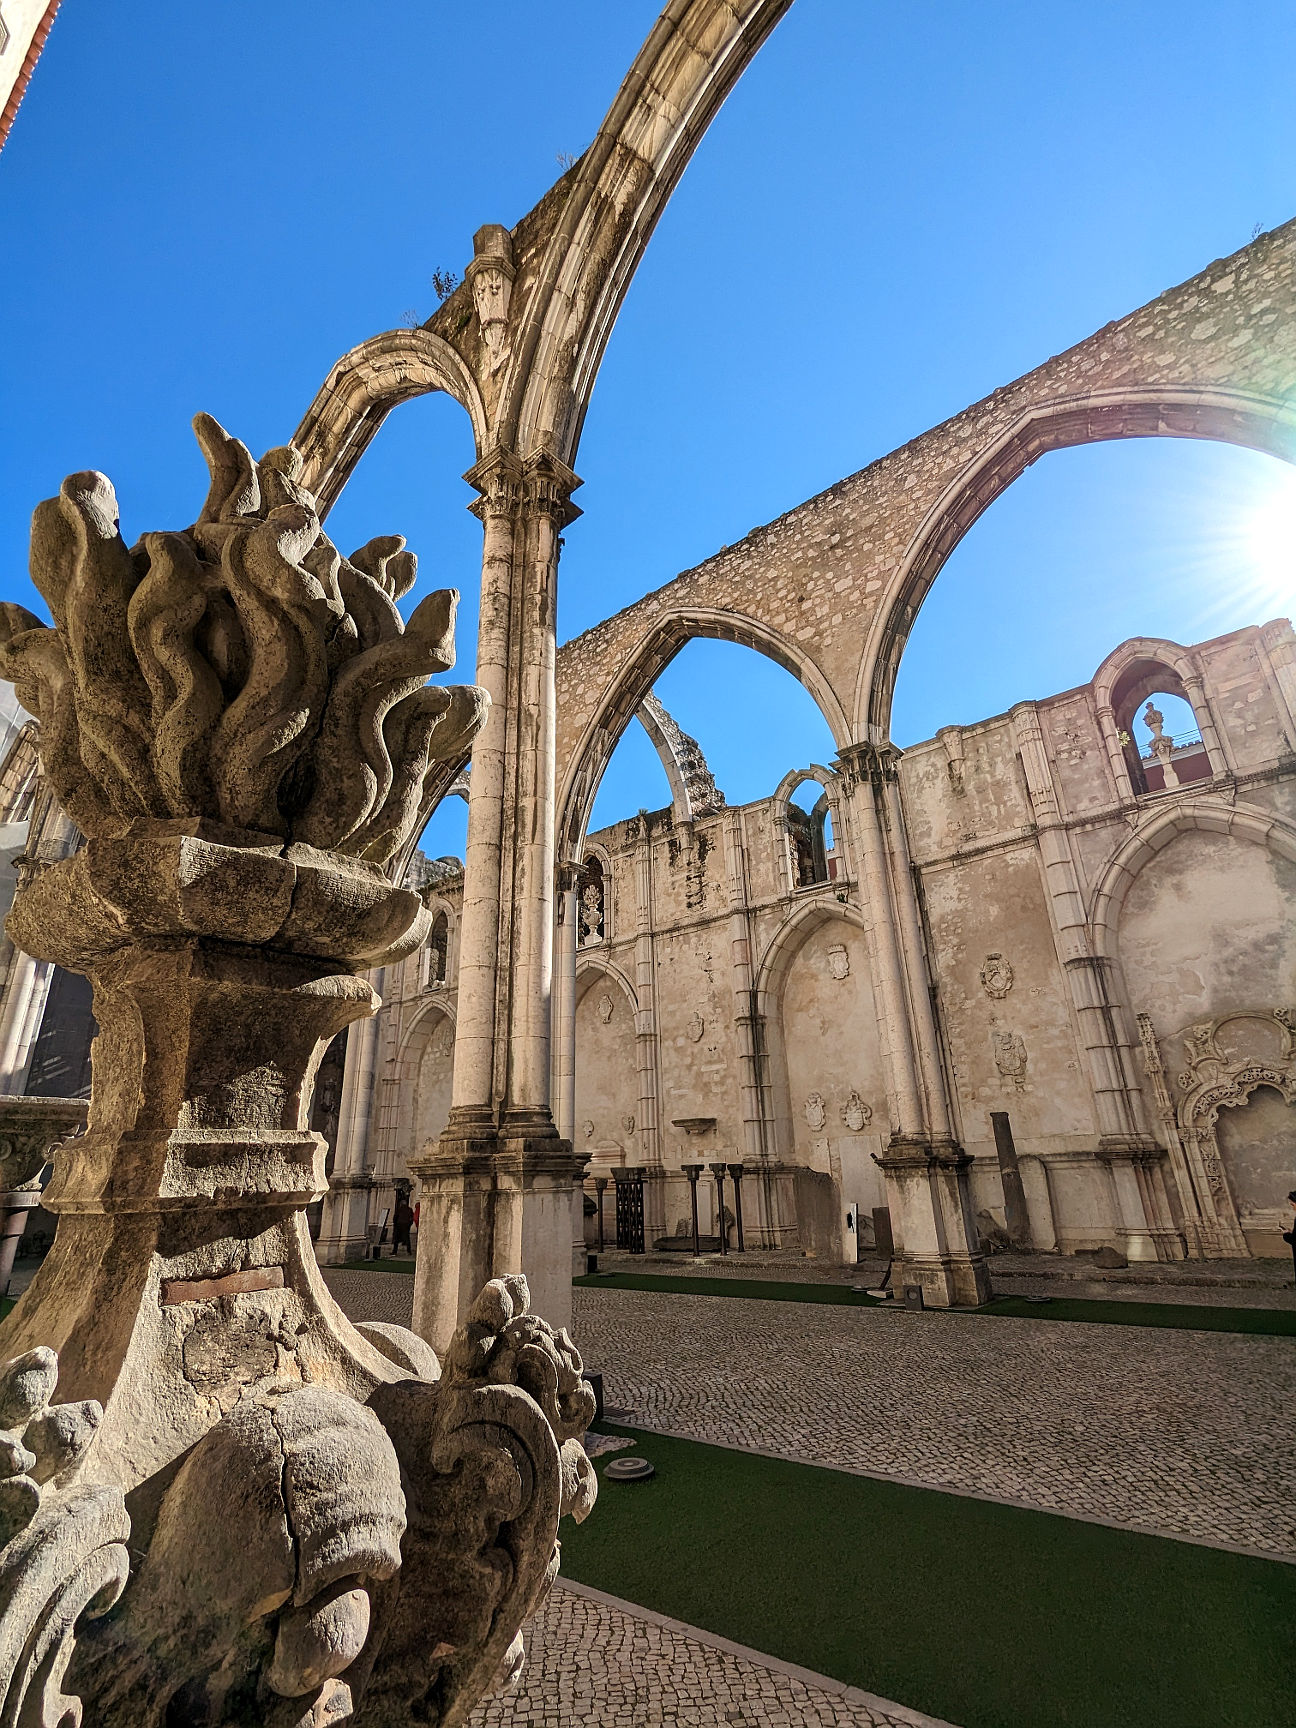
xmin=1090 ymin=797 xmax=1296 ymax=959
xmin=770 ymin=765 xmax=847 ymax=892
xmin=1091 ymin=635 xmax=1227 ymax=792
xmin=504 ymin=2 xmax=794 ymax=462
xmin=753 ymin=899 xmax=888 ymax=1253
xmin=636 ymin=693 xmax=724 ymax=826
xmin=576 ymin=843 xmax=613 ymax=946
xmin=556 ymin=607 xmax=850 ymax=859
xmin=856 ymin=385 xmax=1296 ymax=741
xmin=293 ymin=328 xmax=489 ymax=515
xmin=572 ymin=954 xmax=641 ymax=1170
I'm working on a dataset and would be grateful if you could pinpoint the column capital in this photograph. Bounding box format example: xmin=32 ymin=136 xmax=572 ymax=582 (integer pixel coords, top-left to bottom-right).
xmin=523 ymin=446 xmax=583 ymax=527
xmin=836 ymin=741 xmax=901 ymax=788
xmin=557 ymin=858 xmax=583 ymax=893
xmin=464 ymin=446 xmax=525 ymax=521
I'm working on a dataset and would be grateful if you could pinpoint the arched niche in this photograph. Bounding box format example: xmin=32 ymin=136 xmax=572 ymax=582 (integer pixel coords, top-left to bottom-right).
xmin=772 ymin=766 xmax=846 ymax=892
xmin=754 ymin=901 xmax=888 ymax=1259
xmin=572 ymin=961 xmax=639 ymax=1175
xmin=391 ymin=1002 xmax=458 ymax=1188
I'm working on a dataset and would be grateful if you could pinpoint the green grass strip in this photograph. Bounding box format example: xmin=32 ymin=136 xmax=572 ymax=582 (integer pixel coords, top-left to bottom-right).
xmin=563 ymin=1425 xmax=1296 ymax=1728
xmin=574 ymin=1271 xmax=1296 ymax=1336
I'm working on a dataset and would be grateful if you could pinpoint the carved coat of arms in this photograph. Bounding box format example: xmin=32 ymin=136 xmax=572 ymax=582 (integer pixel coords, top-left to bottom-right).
xmin=686 ymin=1013 xmax=705 ymax=1043
xmin=827 ymin=943 xmax=850 ymax=981
xmin=597 ymin=993 xmax=614 ymax=1024
xmin=841 ymin=1090 xmax=871 ymax=1131
xmin=804 ymin=1092 xmax=827 ymax=1131
xmin=980 ymin=953 xmax=1014 ymax=998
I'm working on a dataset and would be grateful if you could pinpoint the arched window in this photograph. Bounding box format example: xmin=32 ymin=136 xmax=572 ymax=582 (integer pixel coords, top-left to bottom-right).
xmin=788 ymin=777 xmax=837 ymax=887
xmin=425 ymin=911 xmax=449 ymax=986
xmin=1110 ymin=660 xmax=1209 ymax=796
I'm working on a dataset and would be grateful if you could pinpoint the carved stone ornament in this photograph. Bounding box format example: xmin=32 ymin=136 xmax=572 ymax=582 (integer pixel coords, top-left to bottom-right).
xmin=622 ymin=1115 xmax=635 ymax=1136
xmin=841 ymin=1091 xmax=871 ymax=1132
xmin=1171 ymin=1010 xmax=1296 ymax=1229
xmin=827 ymin=943 xmax=850 ymax=981
xmin=980 ymin=953 xmax=1014 ymax=999
xmin=596 ymin=993 xmax=614 ymax=1024
xmin=582 ymin=1120 xmax=595 ymax=1140
xmin=804 ymin=1092 xmax=827 ymax=1131
xmin=0 ymin=422 xmax=596 ymax=1726
xmin=686 ymin=1013 xmax=705 ymax=1043
xmin=993 ymin=1030 xmax=1028 ymax=1089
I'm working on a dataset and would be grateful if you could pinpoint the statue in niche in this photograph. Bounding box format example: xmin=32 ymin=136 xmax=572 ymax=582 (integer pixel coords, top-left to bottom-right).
xmin=980 ymin=953 xmax=1013 ymax=999
xmin=804 ymin=1092 xmax=827 ymax=1131
xmin=994 ymin=1030 xmax=1029 ymax=1090
xmin=579 ymin=868 xmax=604 ymax=944
xmin=841 ymin=1091 xmax=871 ymax=1131
xmin=827 ymin=943 xmax=850 ymax=981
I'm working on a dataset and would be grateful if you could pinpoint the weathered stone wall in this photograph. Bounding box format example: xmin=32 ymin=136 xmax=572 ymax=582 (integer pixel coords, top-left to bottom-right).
xmin=367 ymin=618 xmax=1296 ymax=1267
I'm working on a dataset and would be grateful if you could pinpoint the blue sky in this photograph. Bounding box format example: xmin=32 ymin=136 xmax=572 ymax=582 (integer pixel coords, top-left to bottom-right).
xmin=3 ymin=2 xmax=1295 ymax=858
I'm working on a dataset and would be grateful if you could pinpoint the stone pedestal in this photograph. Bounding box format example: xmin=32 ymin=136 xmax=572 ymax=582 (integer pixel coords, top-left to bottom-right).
xmin=410 ymin=1131 xmax=587 ymax=1355
xmin=876 ymin=1136 xmax=991 ymax=1307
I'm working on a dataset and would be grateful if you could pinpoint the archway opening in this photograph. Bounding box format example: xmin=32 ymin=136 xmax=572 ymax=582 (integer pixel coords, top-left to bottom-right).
xmin=787 ymin=775 xmax=837 ymax=887
xmin=587 ymin=637 xmax=837 ymax=834
xmin=891 ymin=438 xmax=1296 ymax=746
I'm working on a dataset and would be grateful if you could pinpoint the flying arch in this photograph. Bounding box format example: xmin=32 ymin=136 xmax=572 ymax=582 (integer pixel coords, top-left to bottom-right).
xmin=555 ymin=607 xmax=850 ymax=859
xmin=855 ymin=385 xmax=1296 ymax=742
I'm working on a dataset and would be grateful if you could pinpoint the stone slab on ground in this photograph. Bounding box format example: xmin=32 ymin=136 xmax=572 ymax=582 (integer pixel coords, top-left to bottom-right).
xmin=469 ymin=1582 xmax=950 ymax=1728
xmin=571 ymin=1288 xmax=1296 ymax=1556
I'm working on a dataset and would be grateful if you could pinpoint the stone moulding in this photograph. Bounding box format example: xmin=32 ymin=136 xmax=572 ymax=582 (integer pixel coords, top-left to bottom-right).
xmin=0 ymin=422 xmax=596 ymax=1726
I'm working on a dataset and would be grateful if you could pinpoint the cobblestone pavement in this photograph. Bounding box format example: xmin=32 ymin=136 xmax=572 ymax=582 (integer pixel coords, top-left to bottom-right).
xmin=322 ymin=1267 xmax=415 ymax=1324
xmin=572 ymin=1288 xmax=1296 ymax=1556
xmin=469 ymin=1585 xmax=933 ymax=1728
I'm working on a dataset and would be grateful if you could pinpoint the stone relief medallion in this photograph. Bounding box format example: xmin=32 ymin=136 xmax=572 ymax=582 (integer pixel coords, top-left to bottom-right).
xmin=686 ymin=1013 xmax=705 ymax=1043
xmin=582 ymin=1119 xmax=595 ymax=1139
xmin=980 ymin=953 xmax=1014 ymax=998
xmin=841 ymin=1090 xmax=871 ymax=1131
xmin=622 ymin=1115 xmax=636 ymax=1135
xmin=993 ymin=1030 xmax=1028 ymax=1089
xmin=597 ymin=993 xmax=614 ymax=1024
xmin=804 ymin=1092 xmax=827 ymax=1131
xmin=827 ymin=943 xmax=850 ymax=981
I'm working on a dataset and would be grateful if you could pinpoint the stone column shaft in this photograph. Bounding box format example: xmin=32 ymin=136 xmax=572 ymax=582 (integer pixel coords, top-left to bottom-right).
xmin=553 ymin=866 xmax=580 ymax=1143
xmin=881 ymin=774 xmax=955 ymax=1142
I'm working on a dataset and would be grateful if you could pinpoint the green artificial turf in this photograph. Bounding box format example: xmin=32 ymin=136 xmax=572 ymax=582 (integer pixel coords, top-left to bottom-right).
xmin=978 ymin=1294 xmax=1296 ymax=1336
xmin=573 ymin=1271 xmax=1296 ymax=1337
xmin=339 ymin=1257 xmax=418 ymax=1275
xmin=563 ymin=1425 xmax=1296 ymax=1728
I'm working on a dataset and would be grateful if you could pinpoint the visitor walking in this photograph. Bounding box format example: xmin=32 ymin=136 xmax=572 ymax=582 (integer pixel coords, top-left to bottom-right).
xmin=1283 ymin=1190 xmax=1296 ymax=1285
xmin=392 ymin=1193 xmax=415 ymax=1256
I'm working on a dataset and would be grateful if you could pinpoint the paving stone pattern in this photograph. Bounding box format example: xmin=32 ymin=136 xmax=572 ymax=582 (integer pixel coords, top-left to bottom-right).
xmin=469 ymin=1586 xmax=917 ymax=1728
xmin=572 ymin=1289 xmax=1296 ymax=1556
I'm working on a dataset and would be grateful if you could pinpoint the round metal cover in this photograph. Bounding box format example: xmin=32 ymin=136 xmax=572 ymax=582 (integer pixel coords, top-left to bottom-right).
xmin=603 ymin=1455 xmax=655 ymax=1483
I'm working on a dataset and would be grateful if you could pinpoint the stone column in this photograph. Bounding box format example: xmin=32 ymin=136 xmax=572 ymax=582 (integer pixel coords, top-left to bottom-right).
xmin=1009 ymin=703 xmax=1171 ymax=1261
xmin=314 ymin=977 xmax=384 ymax=1266
xmin=838 ymin=746 xmax=989 ymax=1307
xmin=0 ymin=1095 xmax=86 ymax=1293
xmin=414 ymin=450 xmax=586 ymax=1354
xmin=721 ymin=810 xmax=773 ymax=1168
xmin=553 ymin=863 xmax=580 ymax=1144
xmin=0 ymin=949 xmax=52 ymax=1095
xmin=631 ymin=818 xmax=666 ymax=1242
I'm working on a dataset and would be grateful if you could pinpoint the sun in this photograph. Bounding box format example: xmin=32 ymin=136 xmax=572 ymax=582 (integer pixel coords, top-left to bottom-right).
xmin=1241 ymin=467 xmax=1296 ymax=611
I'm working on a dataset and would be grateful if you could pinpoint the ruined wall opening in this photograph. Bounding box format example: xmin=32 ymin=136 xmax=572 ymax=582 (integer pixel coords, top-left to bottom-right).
xmin=786 ymin=776 xmax=837 ymax=887
xmin=889 ymin=438 xmax=1296 ymax=747
xmin=585 ymin=637 xmax=837 ymax=839
xmin=1111 ymin=670 xmax=1208 ymax=795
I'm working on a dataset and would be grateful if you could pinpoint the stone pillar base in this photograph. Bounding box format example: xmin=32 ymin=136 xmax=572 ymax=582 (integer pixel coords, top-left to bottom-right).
xmin=410 ymin=1125 xmax=587 ymax=1355
xmin=897 ymin=1249 xmax=993 ymax=1309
